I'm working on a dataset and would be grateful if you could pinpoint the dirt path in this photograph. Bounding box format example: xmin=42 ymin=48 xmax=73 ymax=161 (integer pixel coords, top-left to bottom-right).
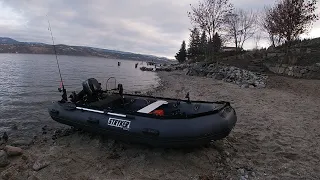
xmin=1 ymin=71 xmax=319 ymax=180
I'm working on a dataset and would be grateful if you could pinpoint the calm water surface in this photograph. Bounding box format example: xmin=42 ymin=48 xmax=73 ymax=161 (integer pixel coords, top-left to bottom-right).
xmin=0 ymin=54 xmax=160 ymax=139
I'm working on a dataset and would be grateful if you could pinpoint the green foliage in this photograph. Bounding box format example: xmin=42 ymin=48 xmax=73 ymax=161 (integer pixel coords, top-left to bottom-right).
xmin=200 ymin=31 xmax=207 ymax=55
xmin=212 ymin=32 xmax=222 ymax=52
xmin=175 ymin=41 xmax=187 ymax=63
xmin=187 ymin=28 xmax=201 ymax=60
xmin=206 ymin=32 xmax=222 ymax=61
xmin=186 ymin=29 xmax=223 ymax=62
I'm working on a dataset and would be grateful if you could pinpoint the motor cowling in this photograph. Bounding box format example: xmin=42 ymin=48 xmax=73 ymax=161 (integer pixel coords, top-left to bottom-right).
xmin=82 ymin=78 xmax=102 ymax=96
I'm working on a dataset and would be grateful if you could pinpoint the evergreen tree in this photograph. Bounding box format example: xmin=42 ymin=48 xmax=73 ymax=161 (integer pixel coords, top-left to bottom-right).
xmin=206 ymin=32 xmax=222 ymax=61
xmin=212 ymin=32 xmax=222 ymax=53
xmin=187 ymin=27 xmax=201 ymax=60
xmin=200 ymin=31 xmax=207 ymax=56
xmin=175 ymin=40 xmax=187 ymax=63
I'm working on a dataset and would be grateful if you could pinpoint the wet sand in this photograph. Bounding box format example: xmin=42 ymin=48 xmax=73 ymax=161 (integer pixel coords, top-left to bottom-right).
xmin=1 ymin=71 xmax=320 ymax=180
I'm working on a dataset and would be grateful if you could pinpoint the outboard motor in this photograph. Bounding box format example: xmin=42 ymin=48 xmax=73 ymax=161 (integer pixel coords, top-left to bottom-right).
xmin=81 ymin=78 xmax=102 ymax=102
xmin=82 ymin=78 xmax=102 ymax=96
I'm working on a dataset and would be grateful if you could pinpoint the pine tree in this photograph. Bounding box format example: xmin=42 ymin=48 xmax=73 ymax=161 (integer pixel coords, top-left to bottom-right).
xmin=206 ymin=32 xmax=222 ymax=61
xmin=212 ymin=32 xmax=222 ymax=53
xmin=175 ymin=41 xmax=187 ymax=63
xmin=187 ymin=27 xmax=201 ymax=60
xmin=200 ymin=31 xmax=207 ymax=56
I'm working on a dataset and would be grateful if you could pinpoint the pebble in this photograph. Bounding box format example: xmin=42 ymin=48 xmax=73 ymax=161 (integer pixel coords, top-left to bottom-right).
xmin=4 ymin=145 xmax=23 ymax=156
xmin=240 ymin=176 xmax=247 ymax=180
xmin=33 ymin=159 xmax=50 ymax=171
xmin=0 ymin=150 xmax=9 ymax=167
xmin=238 ymin=168 xmax=245 ymax=175
xmin=27 ymin=175 xmax=40 ymax=180
xmin=225 ymin=151 xmax=230 ymax=156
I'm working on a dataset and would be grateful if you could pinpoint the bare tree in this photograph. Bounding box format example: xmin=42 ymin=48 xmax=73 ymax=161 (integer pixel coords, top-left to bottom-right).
xmin=225 ymin=9 xmax=257 ymax=50
xmin=188 ymin=0 xmax=233 ymax=41
xmin=263 ymin=0 xmax=318 ymax=48
xmin=275 ymin=0 xmax=318 ymax=43
xmin=261 ymin=7 xmax=284 ymax=47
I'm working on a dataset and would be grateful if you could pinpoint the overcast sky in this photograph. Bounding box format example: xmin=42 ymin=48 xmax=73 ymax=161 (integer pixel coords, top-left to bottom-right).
xmin=0 ymin=0 xmax=319 ymax=58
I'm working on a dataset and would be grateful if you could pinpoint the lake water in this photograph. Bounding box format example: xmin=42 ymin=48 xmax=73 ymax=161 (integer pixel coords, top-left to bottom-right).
xmin=0 ymin=54 xmax=160 ymax=139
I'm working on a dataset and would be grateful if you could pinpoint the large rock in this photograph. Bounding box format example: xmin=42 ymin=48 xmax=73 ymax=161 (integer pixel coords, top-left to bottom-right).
xmin=0 ymin=150 xmax=9 ymax=167
xmin=4 ymin=145 xmax=23 ymax=156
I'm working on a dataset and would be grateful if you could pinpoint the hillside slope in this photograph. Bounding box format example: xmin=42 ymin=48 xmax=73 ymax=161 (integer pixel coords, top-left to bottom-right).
xmin=210 ymin=37 xmax=320 ymax=72
xmin=0 ymin=37 xmax=173 ymax=63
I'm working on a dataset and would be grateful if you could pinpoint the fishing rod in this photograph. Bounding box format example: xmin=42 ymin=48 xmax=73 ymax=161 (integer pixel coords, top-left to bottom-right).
xmin=47 ymin=16 xmax=67 ymax=101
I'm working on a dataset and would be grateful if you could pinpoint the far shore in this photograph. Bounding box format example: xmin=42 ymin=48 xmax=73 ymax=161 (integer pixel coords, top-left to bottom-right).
xmin=0 ymin=52 xmax=159 ymax=62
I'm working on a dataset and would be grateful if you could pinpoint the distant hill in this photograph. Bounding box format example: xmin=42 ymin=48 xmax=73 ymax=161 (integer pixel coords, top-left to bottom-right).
xmin=0 ymin=37 xmax=174 ymax=63
xmin=0 ymin=37 xmax=20 ymax=44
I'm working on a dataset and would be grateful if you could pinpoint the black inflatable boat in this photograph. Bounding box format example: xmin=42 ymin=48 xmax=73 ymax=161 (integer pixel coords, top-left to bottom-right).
xmin=48 ymin=78 xmax=237 ymax=147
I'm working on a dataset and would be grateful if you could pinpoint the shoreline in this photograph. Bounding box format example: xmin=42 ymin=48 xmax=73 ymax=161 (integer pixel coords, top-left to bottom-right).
xmin=1 ymin=70 xmax=320 ymax=179
xmin=0 ymin=53 xmax=163 ymax=63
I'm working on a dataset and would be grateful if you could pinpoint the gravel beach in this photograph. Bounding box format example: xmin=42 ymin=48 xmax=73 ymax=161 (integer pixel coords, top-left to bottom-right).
xmin=1 ymin=71 xmax=319 ymax=180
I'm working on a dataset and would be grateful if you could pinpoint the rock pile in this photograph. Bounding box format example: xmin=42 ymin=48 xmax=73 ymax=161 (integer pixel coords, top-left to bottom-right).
xmin=185 ymin=62 xmax=268 ymax=88
xmin=171 ymin=63 xmax=190 ymax=70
